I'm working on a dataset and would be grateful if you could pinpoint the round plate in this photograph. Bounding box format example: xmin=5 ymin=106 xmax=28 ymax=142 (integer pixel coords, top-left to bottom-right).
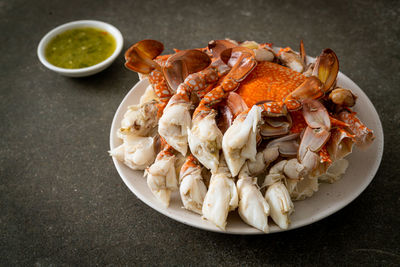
xmin=110 ymin=73 xmax=383 ymax=234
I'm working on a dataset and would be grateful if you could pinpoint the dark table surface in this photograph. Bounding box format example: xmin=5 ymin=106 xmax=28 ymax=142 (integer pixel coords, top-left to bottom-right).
xmin=1 ymin=0 xmax=400 ymax=265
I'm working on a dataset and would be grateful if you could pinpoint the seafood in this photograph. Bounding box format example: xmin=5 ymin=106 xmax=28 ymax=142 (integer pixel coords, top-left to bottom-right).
xmin=189 ymin=47 xmax=257 ymax=172
xmin=110 ymin=38 xmax=375 ymax=233
xmin=222 ymin=105 xmax=262 ymax=176
xmin=237 ymin=162 xmax=270 ymax=233
xmin=109 ymin=135 xmax=155 ymax=170
xmin=202 ymin=157 xmax=238 ymax=230
xmin=179 ymin=154 xmax=208 ymax=214
xmin=265 ymin=182 xmax=294 ymax=229
xmin=145 ymin=139 xmax=178 ymax=207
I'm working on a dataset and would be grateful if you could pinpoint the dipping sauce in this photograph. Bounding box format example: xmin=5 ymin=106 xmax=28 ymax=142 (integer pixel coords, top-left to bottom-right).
xmin=45 ymin=27 xmax=116 ymax=69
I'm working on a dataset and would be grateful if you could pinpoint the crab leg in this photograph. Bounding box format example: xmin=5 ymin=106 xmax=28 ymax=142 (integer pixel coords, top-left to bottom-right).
xmin=179 ymin=154 xmax=208 ymax=214
xmin=159 ymin=50 xmax=231 ymax=156
xmin=202 ymin=157 xmax=238 ymax=230
xmin=189 ymin=47 xmax=257 ymax=172
xmin=124 ymin=40 xmax=174 ymax=117
xmin=237 ymin=163 xmax=270 ymax=233
xmin=145 ymin=137 xmax=178 ymax=207
xmin=222 ymin=105 xmax=262 ymax=177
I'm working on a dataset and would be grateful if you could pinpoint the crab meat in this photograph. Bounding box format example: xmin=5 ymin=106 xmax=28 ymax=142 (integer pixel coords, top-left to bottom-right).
xmin=262 ymin=159 xmax=306 ymax=188
xmin=247 ymin=152 xmax=267 ymax=175
xmin=188 ymin=111 xmax=223 ymax=173
xmin=110 ymin=135 xmax=156 ymax=170
xmin=237 ymin=164 xmax=270 ymax=233
xmin=118 ymin=101 xmax=159 ymax=137
xmin=202 ymin=159 xmax=238 ymax=230
xmin=318 ymin=159 xmax=349 ymax=183
xmin=145 ymin=154 xmax=178 ymax=207
xmin=222 ymin=105 xmax=262 ymax=176
xmin=158 ymin=102 xmax=192 ymax=155
xmin=264 ymin=182 xmax=294 ymax=229
xmin=179 ymin=155 xmax=207 ymax=214
xmin=139 ymin=84 xmax=159 ymax=104
xmin=285 ymin=175 xmax=319 ymax=201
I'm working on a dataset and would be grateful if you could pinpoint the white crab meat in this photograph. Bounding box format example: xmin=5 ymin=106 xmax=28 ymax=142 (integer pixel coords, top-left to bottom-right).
xmin=222 ymin=106 xmax=262 ymax=176
xmin=318 ymin=159 xmax=349 ymax=184
xmin=285 ymin=175 xmax=319 ymax=201
xmin=140 ymin=84 xmax=159 ymax=104
xmin=202 ymin=162 xmax=238 ymax=230
xmin=237 ymin=166 xmax=270 ymax=233
xmin=179 ymin=167 xmax=207 ymax=215
xmin=118 ymin=101 xmax=159 ymax=137
xmin=247 ymin=152 xmax=267 ymax=175
xmin=158 ymin=103 xmax=192 ymax=156
xmin=264 ymin=182 xmax=294 ymax=229
xmin=145 ymin=154 xmax=178 ymax=207
xmin=188 ymin=111 xmax=223 ymax=173
xmin=174 ymin=153 xmax=187 ymax=177
xmin=109 ymin=135 xmax=156 ymax=170
xmin=262 ymin=159 xmax=306 ymax=188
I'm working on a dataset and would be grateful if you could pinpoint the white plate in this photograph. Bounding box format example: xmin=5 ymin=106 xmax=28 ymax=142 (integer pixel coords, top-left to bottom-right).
xmin=110 ymin=73 xmax=383 ymax=234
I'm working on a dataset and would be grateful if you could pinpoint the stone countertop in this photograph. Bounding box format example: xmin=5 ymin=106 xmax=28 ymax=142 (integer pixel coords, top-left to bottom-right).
xmin=1 ymin=0 xmax=399 ymax=265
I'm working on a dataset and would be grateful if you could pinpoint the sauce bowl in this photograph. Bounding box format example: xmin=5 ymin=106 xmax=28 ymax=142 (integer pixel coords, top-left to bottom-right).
xmin=37 ymin=20 xmax=123 ymax=77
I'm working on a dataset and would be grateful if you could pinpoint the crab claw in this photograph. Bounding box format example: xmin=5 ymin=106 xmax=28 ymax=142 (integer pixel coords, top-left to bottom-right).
xmin=158 ymin=102 xmax=192 ymax=155
xmin=265 ymin=182 xmax=294 ymax=230
xmin=222 ymin=106 xmax=262 ymax=177
xmin=312 ymin=48 xmax=339 ymax=92
xmin=188 ymin=110 xmax=223 ymax=172
xmin=118 ymin=101 xmax=159 ymax=137
xmin=262 ymin=159 xmax=306 ymax=189
xmin=163 ymin=50 xmax=211 ymax=91
xmin=202 ymin=159 xmax=238 ymax=230
xmin=146 ymin=152 xmax=178 ymax=207
xmin=109 ymin=135 xmax=156 ymax=171
xmin=179 ymin=155 xmax=207 ymax=214
xmin=237 ymin=164 xmax=270 ymax=233
xmin=125 ymin=39 xmax=164 ymax=73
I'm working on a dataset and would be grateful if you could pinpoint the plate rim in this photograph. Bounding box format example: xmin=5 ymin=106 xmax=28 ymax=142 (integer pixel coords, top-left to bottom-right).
xmin=109 ymin=72 xmax=384 ymax=235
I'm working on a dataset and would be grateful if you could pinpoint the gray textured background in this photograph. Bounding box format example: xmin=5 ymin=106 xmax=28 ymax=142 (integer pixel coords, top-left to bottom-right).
xmin=1 ymin=0 xmax=400 ymax=265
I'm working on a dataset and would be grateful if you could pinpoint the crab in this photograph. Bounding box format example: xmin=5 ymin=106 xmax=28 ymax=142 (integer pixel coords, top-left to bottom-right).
xmin=110 ymin=38 xmax=375 ymax=233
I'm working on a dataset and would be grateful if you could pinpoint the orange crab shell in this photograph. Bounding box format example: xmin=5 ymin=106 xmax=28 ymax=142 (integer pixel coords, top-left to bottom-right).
xmin=237 ymin=61 xmax=306 ymax=107
xmin=237 ymin=61 xmax=308 ymax=133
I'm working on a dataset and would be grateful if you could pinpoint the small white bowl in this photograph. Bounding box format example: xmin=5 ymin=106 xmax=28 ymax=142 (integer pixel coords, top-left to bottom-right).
xmin=37 ymin=20 xmax=123 ymax=77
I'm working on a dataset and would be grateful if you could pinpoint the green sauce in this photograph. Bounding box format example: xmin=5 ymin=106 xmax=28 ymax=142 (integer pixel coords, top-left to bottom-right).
xmin=45 ymin=27 xmax=116 ymax=69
